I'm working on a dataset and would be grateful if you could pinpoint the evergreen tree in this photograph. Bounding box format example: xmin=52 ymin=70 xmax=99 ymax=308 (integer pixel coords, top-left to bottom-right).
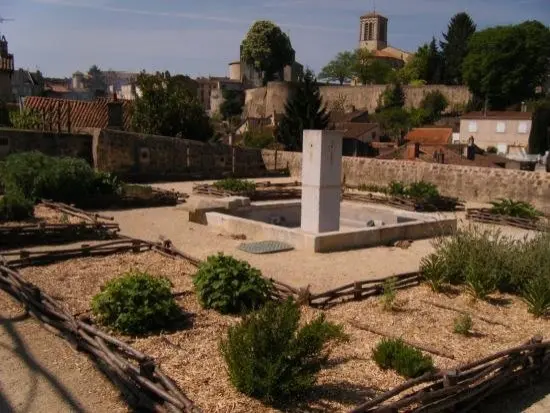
xmin=426 ymin=38 xmax=443 ymax=84
xmin=379 ymin=82 xmax=406 ymax=110
xmin=440 ymin=13 xmax=476 ymax=85
xmin=276 ymin=70 xmax=329 ymax=151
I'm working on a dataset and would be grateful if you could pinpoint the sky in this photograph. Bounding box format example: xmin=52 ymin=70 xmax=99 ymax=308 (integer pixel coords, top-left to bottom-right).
xmin=1 ymin=0 xmax=549 ymax=79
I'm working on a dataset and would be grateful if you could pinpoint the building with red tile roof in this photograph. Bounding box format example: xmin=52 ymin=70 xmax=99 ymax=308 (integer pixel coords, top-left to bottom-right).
xmin=23 ymin=96 xmax=132 ymax=132
xmin=405 ymin=128 xmax=453 ymax=145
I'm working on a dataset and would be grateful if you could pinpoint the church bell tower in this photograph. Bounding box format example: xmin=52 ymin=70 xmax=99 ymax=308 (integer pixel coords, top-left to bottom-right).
xmin=359 ymin=12 xmax=388 ymax=52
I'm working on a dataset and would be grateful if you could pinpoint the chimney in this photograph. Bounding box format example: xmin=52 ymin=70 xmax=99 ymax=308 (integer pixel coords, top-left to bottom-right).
xmin=107 ymin=93 xmax=124 ymax=130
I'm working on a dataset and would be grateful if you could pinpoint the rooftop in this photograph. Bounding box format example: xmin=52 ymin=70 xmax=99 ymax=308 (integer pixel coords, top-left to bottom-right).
xmin=405 ymin=128 xmax=453 ymax=145
xmin=360 ymin=11 xmax=388 ymax=19
xmin=462 ymin=111 xmax=533 ymax=120
xmin=24 ymin=96 xmax=132 ymax=130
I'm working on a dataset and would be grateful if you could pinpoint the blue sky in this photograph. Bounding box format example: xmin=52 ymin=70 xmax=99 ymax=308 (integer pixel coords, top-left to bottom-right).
xmin=1 ymin=0 xmax=549 ymax=78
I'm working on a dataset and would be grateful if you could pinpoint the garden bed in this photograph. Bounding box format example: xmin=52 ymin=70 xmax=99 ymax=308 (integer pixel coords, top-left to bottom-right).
xmin=82 ymin=185 xmax=189 ymax=210
xmin=0 ymin=203 xmax=119 ymax=249
xmin=13 ymin=251 xmax=550 ymax=412
xmin=466 ymin=208 xmax=549 ymax=231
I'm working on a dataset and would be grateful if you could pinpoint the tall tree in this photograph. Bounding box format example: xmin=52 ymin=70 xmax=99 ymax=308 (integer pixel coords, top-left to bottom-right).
xmin=378 ymin=82 xmax=406 ymax=110
xmin=318 ymin=51 xmax=354 ymax=85
xmin=87 ymin=65 xmax=107 ymax=96
xmin=426 ymin=38 xmax=443 ymax=84
xmin=220 ymin=89 xmax=244 ymax=120
xmin=352 ymin=49 xmax=393 ymax=85
xmin=240 ymin=21 xmax=295 ymax=85
xmin=420 ymin=90 xmax=449 ymax=122
xmin=276 ymin=70 xmax=329 ymax=151
xmin=397 ymin=44 xmax=430 ymax=84
xmin=463 ymin=22 xmax=550 ymax=109
xmin=440 ymin=13 xmax=477 ymax=85
xmin=132 ymin=71 xmax=213 ymax=141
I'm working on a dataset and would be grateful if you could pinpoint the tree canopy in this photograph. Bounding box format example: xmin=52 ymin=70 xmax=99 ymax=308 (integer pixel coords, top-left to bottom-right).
xmin=440 ymin=12 xmax=477 ymax=85
xmin=463 ymin=21 xmax=550 ymax=109
xmin=220 ymin=89 xmax=245 ymax=120
xmin=276 ymin=70 xmax=329 ymax=151
xmin=240 ymin=21 xmax=295 ymax=85
xmin=378 ymin=82 xmax=406 ymax=111
xmin=420 ymin=90 xmax=449 ymax=123
xmin=132 ymin=71 xmax=213 ymax=141
xmin=318 ymin=51 xmax=354 ymax=85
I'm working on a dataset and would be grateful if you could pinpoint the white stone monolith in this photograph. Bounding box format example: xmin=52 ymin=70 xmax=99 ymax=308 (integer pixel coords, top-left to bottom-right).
xmin=300 ymin=130 xmax=343 ymax=233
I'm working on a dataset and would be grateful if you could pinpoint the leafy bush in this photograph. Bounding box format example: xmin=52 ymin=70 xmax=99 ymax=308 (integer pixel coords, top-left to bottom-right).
xmin=453 ymin=314 xmax=473 ymax=335
xmin=387 ymin=181 xmax=406 ymax=197
xmin=521 ymin=274 xmax=550 ymax=318
xmin=0 ymin=152 xmax=53 ymax=199
xmin=380 ymin=277 xmax=397 ymax=311
xmin=92 ymin=172 xmax=123 ymax=196
xmin=372 ymin=338 xmax=434 ymax=378
xmin=0 ymin=192 xmax=34 ymax=221
xmin=490 ymin=198 xmax=543 ymax=220
xmin=420 ymin=253 xmax=447 ymax=292
xmin=220 ymin=299 xmax=347 ymax=403
xmin=406 ymin=181 xmax=440 ymax=200
xmin=486 ymin=146 xmax=498 ymax=154
xmin=91 ymin=270 xmax=180 ymax=335
xmin=193 ymin=253 xmax=271 ymax=314
xmin=213 ymin=178 xmax=256 ymax=194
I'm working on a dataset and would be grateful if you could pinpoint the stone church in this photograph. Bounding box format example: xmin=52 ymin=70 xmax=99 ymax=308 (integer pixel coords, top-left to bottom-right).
xmin=0 ymin=34 xmax=14 ymax=102
xmin=359 ymin=12 xmax=412 ymax=68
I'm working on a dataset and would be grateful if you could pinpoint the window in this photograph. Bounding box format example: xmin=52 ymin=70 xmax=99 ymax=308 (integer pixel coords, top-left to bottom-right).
xmin=518 ymin=121 xmax=529 ymax=134
xmin=468 ymin=121 xmax=478 ymax=133
xmin=496 ymin=122 xmax=506 ymax=133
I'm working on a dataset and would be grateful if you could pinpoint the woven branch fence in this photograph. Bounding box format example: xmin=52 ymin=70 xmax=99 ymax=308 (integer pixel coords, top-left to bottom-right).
xmin=342 ymin=191 xmax=464 ymax=213
xmin=0 ymin=201 xmax=120 ymax=249
xmin=466 ymin=208 xmax=549 ymax=232
xmin=192 ymin=181 xmax=302 ymax=201
xmin=0 ymin=260 xmax=200 ymax=411
xmin=351 ymin=335 xmax=550 ymax=413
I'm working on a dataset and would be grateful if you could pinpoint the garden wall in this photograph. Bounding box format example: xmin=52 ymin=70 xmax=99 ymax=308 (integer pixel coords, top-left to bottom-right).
xmin=92 ymin=129 xmax=268 ymax=181
xmin=261 ymin=150 xmax=550 ymax=212
xmin=0 ymin=127 xmax=93 ymax=164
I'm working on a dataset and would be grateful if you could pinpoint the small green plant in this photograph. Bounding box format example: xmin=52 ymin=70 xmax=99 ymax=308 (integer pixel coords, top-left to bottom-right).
xmin=372 ymin=338 xmax=434 ymax=378
xmin=490 ymin=198 xmax=543 ymax=220
xmin=0 ymin=192 xmax=34 ymax=221
xmin=91 ymin=270 xmax=180 ymax=335
xmin=92 ymin=171 xmax=123 ymax=196
xmin=406 ymin=181 xmax=440 ymax=200
xmin=486 ymin=146 xmax=498 ymax=154
xmin=380 ymin=277 xmax=397 ymax=311
xmin=387 ymin=181 xmax=406 ymax=197
xmin=357 ymin=183 xmax=387 ymax=193
xmin=521 ymin=275 xmax=550 ymax=318
xmin=193 ymin=253 xmax=271 ymax=314
xmin=420 ymin=253 xmax=447 ymax=292
xmin=453 ymin=314 xmax=473 ymax=335
xmin=213 ymin=178 xmax=256 ymax=194
xmin=464 ymin=256 xmax=499 ymax=300
xmin=220 ymin=299 xmax=347 ymax=404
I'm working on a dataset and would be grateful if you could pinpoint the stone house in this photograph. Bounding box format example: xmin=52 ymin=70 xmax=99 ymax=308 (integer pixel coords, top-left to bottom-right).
xmin=459 ymin=111 xmax=533 ymax=154
xmin=11 ymin=69 xmax=44 ymax=100
xmin=196 ymin=76 xmax=243 ymax=113
xmin=0 ymin=35 xmax=14 ymax=102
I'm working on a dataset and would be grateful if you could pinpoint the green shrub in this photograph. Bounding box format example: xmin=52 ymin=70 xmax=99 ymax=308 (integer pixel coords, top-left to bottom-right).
xmin=406 ymin=181 xmax=439 ymax=200
xmin=33 ymin=156 xmax=97 ymax=204
xmin=486 ymin=146 xmax=498 ymax=154
xmin=193 ymin=253 xmax=271 ymax=314
xmin=0 ymin=152 xmax=53 ymax=199
xmin=490 ymin=198 xmax=543 ymax=220
xmin=521 ymin=274 xmax=550 ymax=318
xmin=0 ymin=192 xmax=34 ymax=221
xmin=92 ymin=172 xmax=123 ymax=196
xmin=453 ymin=314 xmax=473 ymax=335
xmin=380 ymin=277 xmax=397 ymax=311
xmin=420 ymin=253 xmax=447 ymax=292
xmin=372 ymin=338 xmax=434 ymax=378
xmin=387 ymin=181 xmax=406 ymax=197
xmin=220 ymin=299 xmax=347 ymax=403
xmin=91 ymin=270 xmax=180 ymax=335
xmin=213 ymin=178 xmax=256 ymax=194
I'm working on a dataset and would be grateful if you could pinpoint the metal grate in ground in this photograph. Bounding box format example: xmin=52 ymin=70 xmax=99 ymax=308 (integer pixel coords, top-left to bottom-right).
xmin=237 ymin=240 xmax=294 ymax=255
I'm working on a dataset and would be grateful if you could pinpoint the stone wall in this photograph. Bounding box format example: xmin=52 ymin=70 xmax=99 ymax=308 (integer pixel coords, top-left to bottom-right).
xmin=93 ymin=129 xmax=268 ymax=181
xmin=244 ymin=82 xmax=472 ymax=118
xmin=0 ymin=127 xmax=93 ymax=163
xmin=262 ymin=150 xmax=550 ymax=212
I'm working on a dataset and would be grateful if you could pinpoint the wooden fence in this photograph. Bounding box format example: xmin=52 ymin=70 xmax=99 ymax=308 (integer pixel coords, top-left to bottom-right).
xmin=0 ymin=201 xmax=120 ymax=249
xmin=466 ymin=208 xmax=549 ymax=232
xmin=0 ymin=239 xmax=201 ymax=413
xmin=192 ymin=181 xmax=302 ymax=201
xmin=351 ymin=335 xmax=550 ymax=412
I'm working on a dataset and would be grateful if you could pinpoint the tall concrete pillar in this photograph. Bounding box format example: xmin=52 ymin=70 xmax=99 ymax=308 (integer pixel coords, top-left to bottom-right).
xmin=301 ymin=130 xmax=343 ymax=234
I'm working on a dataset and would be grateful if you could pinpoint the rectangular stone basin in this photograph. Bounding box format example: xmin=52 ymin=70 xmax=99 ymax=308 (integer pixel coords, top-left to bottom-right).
xmin=204 ymin=200 xmax=457 ymax=253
